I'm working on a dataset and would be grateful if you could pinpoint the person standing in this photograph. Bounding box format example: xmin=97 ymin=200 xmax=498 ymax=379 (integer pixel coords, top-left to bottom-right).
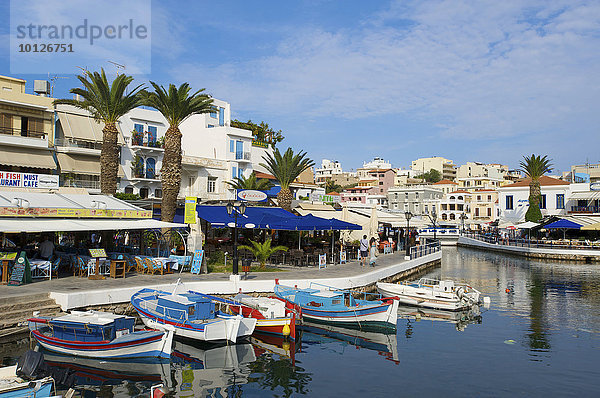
xmin=359 ymin=235 xmax=369 ymax=267
xmin=38 ymin=235 xmax=55 ymax=260
xmin=369 ymin=237 xmax=378 ymax=267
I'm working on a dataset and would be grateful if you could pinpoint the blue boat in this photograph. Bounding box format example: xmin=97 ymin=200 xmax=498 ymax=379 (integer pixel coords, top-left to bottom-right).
xmin=273 ymin=283 xmax=399 ymax=329
xmin=28 ymin=311 xmax=173 ymax=360
xmin=0 ymin=366 xmax=54 ymax=398
xmin=131 ymin=288 xmax=256 ymax=343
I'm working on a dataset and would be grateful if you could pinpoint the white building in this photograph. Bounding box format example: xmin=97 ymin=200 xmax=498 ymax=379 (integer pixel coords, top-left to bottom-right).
xmin=387 ymin=185 xmax=443 ymax=215
xmin=411 ymin=156 xmax=456 ymax=181
xmin=315 ymin=159 xmax=343 ymax=183
xmin=357 ymin=157 xmax=392 ymax=179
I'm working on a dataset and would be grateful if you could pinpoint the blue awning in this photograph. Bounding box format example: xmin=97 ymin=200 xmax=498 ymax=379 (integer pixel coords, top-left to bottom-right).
xmin=544 ymin=219 xmax=582 ymax=229
xmin=196 ymin=205 xmax=361 ymax=230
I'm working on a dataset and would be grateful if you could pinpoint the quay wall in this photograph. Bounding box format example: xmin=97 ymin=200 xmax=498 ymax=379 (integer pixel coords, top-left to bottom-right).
xmin=458 ymin=236 xmax=600 ymax=262
xmin=50 ymin=251 xmax=442 ymax=311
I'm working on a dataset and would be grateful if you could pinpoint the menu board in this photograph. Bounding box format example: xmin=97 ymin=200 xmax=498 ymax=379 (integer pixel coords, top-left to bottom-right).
xmin=8 ymin=252 xmax=31 ymax=286
xmin=89 ymin=248 xmax=107 ymax=258
xmin=0 ymin=252 xmax=17 ymax=261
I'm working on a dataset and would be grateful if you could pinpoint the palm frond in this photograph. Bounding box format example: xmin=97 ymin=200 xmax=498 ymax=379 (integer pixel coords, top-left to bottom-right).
xmin=519 ymin=154 xmax=553 ymax=179
xmin=259 ymin=147 xmax=314 ymax=189
xmin=225 ymin=173 xmax=274 ymax=190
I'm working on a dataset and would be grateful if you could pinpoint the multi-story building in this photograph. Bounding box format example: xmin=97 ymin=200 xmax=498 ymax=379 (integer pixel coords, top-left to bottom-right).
xmin=436 ymin=190 xmax=471 ymax=223
xmin=394 ymin=168 xmax=422 ymax=186
xmin=456 ymin=176 xmax=504 ymax=192
xmin=315 ymin=159 xmax=343 ymax=183
xmin=0 ymin=76 xmax=56 ymax=179
xmin=386 ymin=185 xmax=443 ymax=214
xmin=365 ymin=169 xmax=396 ymax=195
xmin=456 ymin=162 xmax=508 ymax=180
xmin=564 ymin=163 xmax=600 ymax=183
xmin=432 ymin=179 xmax=458 ymax=195
xmin=356 ymin=157 xmax=392 ymax=179
xmin=411 ymin=156 xmax=456 ymax=181
xmin=498 ymin=176 xmax=571 ymax=224
xmin=470 ymin=190 xmax=499 ymax=224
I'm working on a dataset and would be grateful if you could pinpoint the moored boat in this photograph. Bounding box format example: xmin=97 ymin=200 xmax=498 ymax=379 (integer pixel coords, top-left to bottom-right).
xmin=376 ymin=278 xmax=484 ymax=311
xmin=193 ymin=292 xmax=296 ymax=340
xmin=0 ymin=365 xmax=55 ymax=398
xmin=273 ymin=283 xmax=398 ymax=329
xmin=130 ymin=288 xmax=256 ymax=343
xmin=28 ymin=311 xmax=173 ymax=360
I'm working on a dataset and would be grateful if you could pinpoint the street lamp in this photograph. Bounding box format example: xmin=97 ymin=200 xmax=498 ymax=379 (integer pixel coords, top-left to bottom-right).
xmin=226 ymin=201 xmax=246 ymax=275
xmin=459 ymin=212 xmax=468 ymax=233
xmin=431 ymin=209 xmax=437 ymax=241
xmin=405 ymin=211 xmax=413 ymax=257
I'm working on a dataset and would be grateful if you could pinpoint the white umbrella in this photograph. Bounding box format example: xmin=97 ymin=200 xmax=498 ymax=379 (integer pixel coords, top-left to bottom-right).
xmin=369 ymin=205 xmax=379 ymax=239
xmin=340 ymin=202 xmax=352 ymax=244
xmin=516 ymin=221 xmax=539 ymax=229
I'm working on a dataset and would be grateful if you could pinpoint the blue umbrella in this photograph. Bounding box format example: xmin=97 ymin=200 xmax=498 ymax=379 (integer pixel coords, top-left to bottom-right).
xmin=544 ymin=219 xmax=582 ymax=229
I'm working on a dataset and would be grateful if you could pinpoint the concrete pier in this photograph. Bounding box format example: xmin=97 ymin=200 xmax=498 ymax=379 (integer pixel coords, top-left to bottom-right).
xmin=458 ymin=236 xmax=600 ymax=262
xmin=0 ymin=250 xmax=441 ymax=312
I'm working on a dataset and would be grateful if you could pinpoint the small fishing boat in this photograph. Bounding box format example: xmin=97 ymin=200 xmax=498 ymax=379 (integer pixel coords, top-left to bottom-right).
xmin=0 ymin=365 xmax=55 ymax=398
xmin=273 ymin=283 xmax=398 ymax=329
xmin=28 ymin=311 xmax=173 ymax=360
xmin=192 ymin=292 xmax=296 ymax=340
xmin=131 ymin=288 xmax=256 ymax=343
xmin=376 ymin=278 xmax=484 ymax=311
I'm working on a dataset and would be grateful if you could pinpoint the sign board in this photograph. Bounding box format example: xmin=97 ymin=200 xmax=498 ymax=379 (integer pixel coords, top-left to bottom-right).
xmin=339 ymin=251 xmax=347 ymax=264
xmin=184 ymin=196 xmax=198 ymax=224
xmin=310 ymin=193 xmax=341 ymax=203
xmin=0 ymin=207 xmax=152 ymax=219
xmin=89 ymin=248 xmax=107 ymax=258
xmin=191 ymin=250 xmax=204 ymax=274
xmin=0 ymin=252 xmax=17 ymax=261
xmin=591 ymin=182 xmax=600 ymax=191
xmin=8 ymin=251 xmax=31 ymax=285
xmin=0 ymin=172 xmax=59 ymax=189
xmin=318 ymin=254 xmax=327 ymax=269
xmin=237 ymin=190 xmax=268 ymax=202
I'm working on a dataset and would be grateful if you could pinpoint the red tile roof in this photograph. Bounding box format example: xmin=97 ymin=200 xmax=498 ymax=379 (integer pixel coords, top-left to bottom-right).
xmin=501 ymin=175 xmax=570 ymax=188
xmin=434 ymin=179 xmax=458 ymax=185
xmin=254 ymin=171 xmax=276 ymax=180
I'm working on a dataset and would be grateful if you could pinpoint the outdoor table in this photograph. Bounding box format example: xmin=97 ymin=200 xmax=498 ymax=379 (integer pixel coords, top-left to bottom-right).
xmin=154 ymin=257 xmax=177 ymax=273
xmin=87 ymin=258 xmax=109 ymax=279
xmin=30 ymin=259 xmax=52 ymax=280
xmin=110 ymin=259 xmax=126 ymax=278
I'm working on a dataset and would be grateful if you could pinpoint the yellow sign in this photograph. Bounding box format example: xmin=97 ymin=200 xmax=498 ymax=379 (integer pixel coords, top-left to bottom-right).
xmin=0 ymin=252 xmax=17 ymax=260
xmin=184 ymin=197 xmax=197 ymax=224
xmin=89 ymin=248 xmax=107 ymax=258
xmin=0 ymin=207 xmax=152 ymax=219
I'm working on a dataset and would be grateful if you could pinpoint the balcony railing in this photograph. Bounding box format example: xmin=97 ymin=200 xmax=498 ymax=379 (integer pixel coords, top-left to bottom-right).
xmin=0 ymin=126 xmax=46 ymax=139
xmin=570 ymin=206 xmax=600 ymax=213
xmin=235 ymin=151 xmax=251 ymax=160
xmin=55 ymin=138 xmax=102 ymax=150
xmin=63 ymin=179 xmax=100 ymax=190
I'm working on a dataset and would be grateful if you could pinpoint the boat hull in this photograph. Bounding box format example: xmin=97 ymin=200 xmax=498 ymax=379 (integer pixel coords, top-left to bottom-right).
xmin=255 ymin=317 xmax=295 ymax=338
xmin=30 ymin=329 xmax=172 ymax=360
xmin=377 ymin=282 xmax=469 ymax=311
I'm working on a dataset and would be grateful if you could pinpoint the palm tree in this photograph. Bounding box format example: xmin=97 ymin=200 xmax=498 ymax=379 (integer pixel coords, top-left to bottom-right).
xmin=142 ymin=82 xmax=214 ymax=222
xmin=54 ymin=69 xmax=144 ymax=194
xmin=260 ymin=148 xmax=314 ymax=212
xmin=225 ymin=172 xmax=274 ymax=191
xmin=519 ymin=154 xmax=553 ymax=222
xmin=238 ymin=239 xmax=288 ymax=269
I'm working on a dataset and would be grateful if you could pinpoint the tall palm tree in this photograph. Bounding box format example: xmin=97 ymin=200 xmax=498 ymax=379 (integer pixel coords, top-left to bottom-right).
xmin=225 ymin=172 xmax=274 ymax=191
xmin=260 ymin=148 xmax=314 ymax=212
xmin=519 ymin=154 xmax=553 ymax=222
xmin=54 ymin=69 xmax=144 ymax=194
xmin=142 ymin=82 xmax=214 ymax=222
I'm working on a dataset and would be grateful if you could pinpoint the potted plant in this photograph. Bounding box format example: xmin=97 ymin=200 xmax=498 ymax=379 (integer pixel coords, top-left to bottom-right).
xmin=132 ymin=155 xmax=144 ymax=178
xmin=131 ymin=129 xmax=143 ymax=146
xmin=238 ymin=239 xmax=288 ymax=269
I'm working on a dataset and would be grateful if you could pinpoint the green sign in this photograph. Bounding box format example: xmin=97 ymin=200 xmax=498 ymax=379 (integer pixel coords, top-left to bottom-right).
xmin=8 ymin=251 xmax=32 ymax=286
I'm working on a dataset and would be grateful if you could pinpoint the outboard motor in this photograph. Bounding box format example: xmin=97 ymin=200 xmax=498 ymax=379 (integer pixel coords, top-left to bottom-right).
xmin=16 ymin=350 xmax=45 ymax=380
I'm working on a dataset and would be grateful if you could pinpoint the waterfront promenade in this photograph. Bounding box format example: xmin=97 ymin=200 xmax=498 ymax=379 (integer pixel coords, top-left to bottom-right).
xmin=0 ymin=250 xmax=441 ymax=311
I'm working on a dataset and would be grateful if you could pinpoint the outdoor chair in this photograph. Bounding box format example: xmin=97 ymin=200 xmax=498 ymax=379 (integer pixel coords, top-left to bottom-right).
xmin=124 ymin=255 xmax=137 ymax=273
xmin=143 ymin=257 xmax=163 ymax=275
xmin=74 ymin=256 xmax=87 ymax=277
xmin=134 ymin=256 xmax=146 ymax=274
xmin=51 ymin=257 xmax=61 ymax=278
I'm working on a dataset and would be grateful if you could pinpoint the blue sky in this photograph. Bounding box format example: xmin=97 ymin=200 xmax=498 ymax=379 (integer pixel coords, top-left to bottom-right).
xmin=2 ymin=0 xmax=599 ymax=174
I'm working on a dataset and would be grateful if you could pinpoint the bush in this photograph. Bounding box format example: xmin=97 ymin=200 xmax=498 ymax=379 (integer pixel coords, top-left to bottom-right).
xmin=114 ymin=192 xmax=141 ymax=200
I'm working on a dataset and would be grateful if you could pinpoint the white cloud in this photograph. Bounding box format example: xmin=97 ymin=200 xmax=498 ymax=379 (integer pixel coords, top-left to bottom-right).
xmin=171 ymin=0 xmax=600 ymax=146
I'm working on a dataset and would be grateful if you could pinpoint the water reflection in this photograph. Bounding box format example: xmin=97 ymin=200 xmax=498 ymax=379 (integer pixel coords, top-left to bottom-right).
xmin=397 ymin=304 xmax=483 ymax=332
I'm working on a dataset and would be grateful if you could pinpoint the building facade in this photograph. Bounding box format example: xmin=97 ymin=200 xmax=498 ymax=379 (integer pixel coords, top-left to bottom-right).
xmin=411 ymin=156 xmax=456 ymax=181
xmin=387 ymin=185 xmax=443 ymax=214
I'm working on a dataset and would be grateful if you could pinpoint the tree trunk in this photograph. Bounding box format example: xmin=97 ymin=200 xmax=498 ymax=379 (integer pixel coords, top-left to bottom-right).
xmin=100 ymin=123 xmax=120 ymax=195
xmin=526 ymin=179 xmax=543 ymax=222
xmin=277 ymin=188 xmax=293 ymax=212
xmin=161 ymin=125 xmax=183 ymax=222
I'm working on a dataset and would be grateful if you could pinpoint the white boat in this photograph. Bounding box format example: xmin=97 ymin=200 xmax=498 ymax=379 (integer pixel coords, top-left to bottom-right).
xmin=0 ymin=365 xmax=55 ymax=398
xmin=376 ymin=278 xmax=483 ymax=311
xmin=131 ymin=288 xmax=256 ymax=343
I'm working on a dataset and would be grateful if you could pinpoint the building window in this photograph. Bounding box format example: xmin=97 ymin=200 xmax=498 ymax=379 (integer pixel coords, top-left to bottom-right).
xmin=556 ymin=194 xmax=565 ymax=209
xmin=379 ymin=181 xmax=383 ymax=185
xmin=208 ymin=124 xmax=215 ymax=128
xmin=235 ymin=140 xmax=244 ymax=160
xmin=0 ymin=113 xmax=12 ymax=133
xmin=145 ymin=158 xmax=156 ymax=179
xmin=539 ymin=194 xmax=546 ymax=209
xmin=210 ymin=110 xmax=217 ymax=118
xmin=477 ymin=195 xmax=481 ymax=201
xmin=134 ymin=123 xmax=144 ymax=132
xmin=475 ymin=208 xmax=480 ymax=217
xmin=219 ymin=107 xmax=225 ymax=126
xmin=487 ymin=207 xmax=492 ymax=217
xmin=207 ymin=177 xmax=217 ymax=193
xmin=147 ymin=126 xmax=157 ymax=145
xmin=238 ymin=167 xmax=244 ymax=179
xmin=154 ymin=189 xmax=162 ymax=198
xmin=506 ymin=195 xmax=513 ymax=210
xmin=232 ymin=166 xmax=237 ymax=179
xmin=487 ymin=195 xmax=492 ymax=201
xmin=124 ymin=186 xmax=134 ymax=194
xmin=139 ymin=187 xmax=149 ymax=199
xmin=229 ymin=140 xmax=234 ymax=153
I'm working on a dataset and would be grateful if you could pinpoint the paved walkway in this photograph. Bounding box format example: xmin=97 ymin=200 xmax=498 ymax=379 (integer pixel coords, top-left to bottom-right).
xmin=0 ymin=251 xmax=410 ymax=299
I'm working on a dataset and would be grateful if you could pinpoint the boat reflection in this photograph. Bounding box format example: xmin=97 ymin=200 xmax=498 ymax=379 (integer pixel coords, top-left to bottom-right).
xmin=41 ymin=350 xmax=171 ymax=396
xmin=250 ymin=332 xmax=299 ymax=366
xmin=300 ymin=321 xmax=399 ymax=364
xmin=171 ymin=340 xmax=255 ymax=397
xmin=396 ymin=304 xmax=483 ymax=331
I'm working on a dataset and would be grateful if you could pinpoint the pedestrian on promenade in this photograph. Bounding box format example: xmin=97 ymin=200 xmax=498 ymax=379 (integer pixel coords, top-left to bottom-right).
xmin=359 ymin=235 xmax=369 ymax=267
xmin=369 ymin=237 xmax=378 ymax=267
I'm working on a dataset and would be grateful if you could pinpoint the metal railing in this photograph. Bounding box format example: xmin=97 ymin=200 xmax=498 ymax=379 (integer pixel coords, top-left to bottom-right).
xmin=55 ymin=138 xmax=101 ymax=150
xmin=410 ymin=241 xmax=441 ymax=260
xmin=463 ymin=232 xmax=600 ymax=251
xmin=570 ymin=206 xmax=600 ymax=213
xmin=63 ymin=179 xmax=100 ymax=190
xmin=0 ymin=126 xmax=46 ymax=139
xmin=235 ymin=151 xmax=251 ymax=160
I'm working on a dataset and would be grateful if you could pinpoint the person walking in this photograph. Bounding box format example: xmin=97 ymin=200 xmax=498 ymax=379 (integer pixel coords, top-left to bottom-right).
xmin=369 ymin=237 xmax=378 ymax=267
xmin=359 ymin=235 xmax=369 ymax=267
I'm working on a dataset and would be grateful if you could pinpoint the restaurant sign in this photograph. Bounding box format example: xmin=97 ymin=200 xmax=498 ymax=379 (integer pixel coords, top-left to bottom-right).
xmin=0 ymin=207 xmax=152 ymax=218
xmin=310 ymin=193 xmax=341 ymax=203
xmin=238 ymin=190 xmax=267 ymax=202
xmin=0 ymin=172 xmax=59 ymax=189
xmin=591 ymin=182 xmax=600 ymax=191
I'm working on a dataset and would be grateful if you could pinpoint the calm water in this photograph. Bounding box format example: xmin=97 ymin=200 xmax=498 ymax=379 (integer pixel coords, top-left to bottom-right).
xmin=4 ymin=247 xmax=600 ymax=397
